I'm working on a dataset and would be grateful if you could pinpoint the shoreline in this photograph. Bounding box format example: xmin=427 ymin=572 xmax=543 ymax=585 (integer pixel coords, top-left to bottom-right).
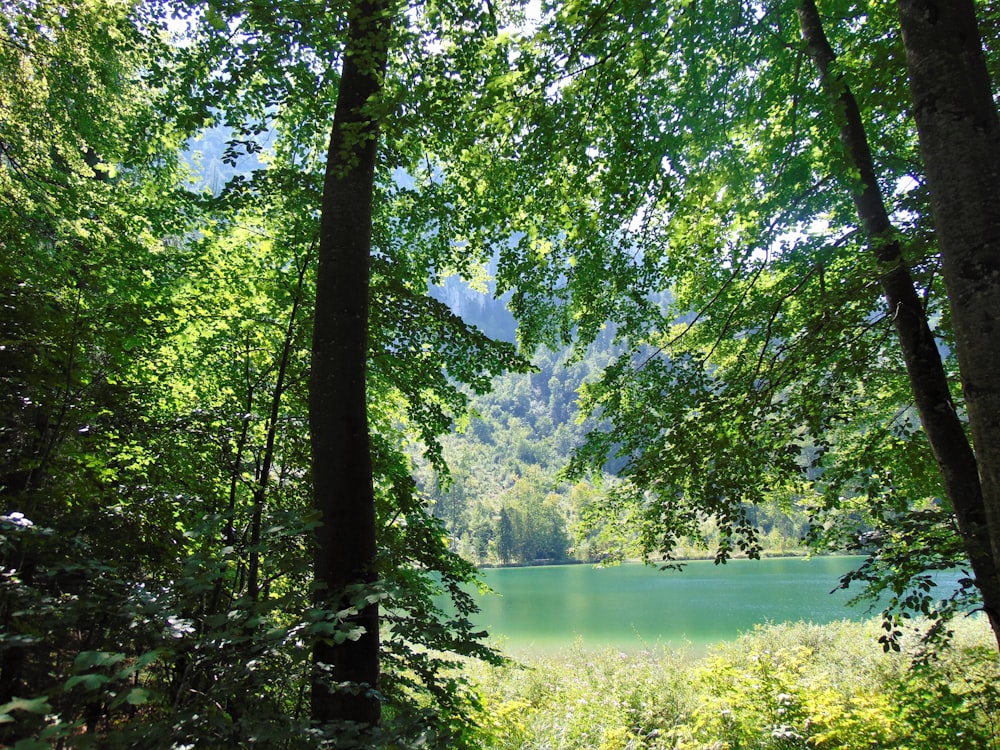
xmin=476 ymin=549 xmax=854 ymax=570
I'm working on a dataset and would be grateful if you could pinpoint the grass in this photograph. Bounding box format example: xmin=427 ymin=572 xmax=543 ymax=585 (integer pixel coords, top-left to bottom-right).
xmin=465 ymin=617 xmax=1000 ymax=749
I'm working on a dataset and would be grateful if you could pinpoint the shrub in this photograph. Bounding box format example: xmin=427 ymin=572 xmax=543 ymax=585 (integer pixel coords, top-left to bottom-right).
xmin=467 ymin=618 xmax=1000 ymax=750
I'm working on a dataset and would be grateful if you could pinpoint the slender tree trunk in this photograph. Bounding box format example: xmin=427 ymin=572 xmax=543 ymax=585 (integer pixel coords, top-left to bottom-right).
xmin=248 ymin=242 xmax=313 ymax=602
xmin=896 ymin=0 xmax=1000 ymax=641
xmin=309 ymin=0 xmax=391 ymax=729
xmin=798 ymin=0 xmax=1000 ymax=646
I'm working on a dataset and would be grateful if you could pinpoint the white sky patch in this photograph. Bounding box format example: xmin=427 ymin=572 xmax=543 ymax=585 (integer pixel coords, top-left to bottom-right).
xmin=523 ymin=0 xmax=543 ymax=31
xmin=894 ymin=174 xmax=920 ymax=195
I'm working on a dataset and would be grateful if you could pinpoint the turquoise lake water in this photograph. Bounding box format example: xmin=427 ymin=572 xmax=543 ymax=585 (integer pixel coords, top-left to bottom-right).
xmin=468 ymin=556 xmax=963 ymax=653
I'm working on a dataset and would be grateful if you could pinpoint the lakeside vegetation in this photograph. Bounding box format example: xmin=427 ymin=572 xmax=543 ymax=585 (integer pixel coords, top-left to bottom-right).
xmin=469 ymin=618 xmax=1000 ymax=750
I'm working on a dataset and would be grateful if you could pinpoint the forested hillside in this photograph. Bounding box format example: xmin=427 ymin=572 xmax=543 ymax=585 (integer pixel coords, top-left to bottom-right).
xmin=417 ymin=284 xmax=811 ymax=566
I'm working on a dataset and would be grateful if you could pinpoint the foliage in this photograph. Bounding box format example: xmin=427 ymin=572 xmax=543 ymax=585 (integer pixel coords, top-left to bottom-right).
xmin=416 ymin=335 xmax=614 ymax=566
xmin=473 ymin=640 xmax=695 ymax=750
xmin=417 ymin=325 xmax=814 ymax=567
xmin=2 ymin=0 xmax=531 ymax=744
xmin=405 ymin=0 xmax=1000 ymax=637
xmin=5 ymin=0 xmax=1000 ymax=744
xmin=469 ymin=617 xmax=1000 ymax=750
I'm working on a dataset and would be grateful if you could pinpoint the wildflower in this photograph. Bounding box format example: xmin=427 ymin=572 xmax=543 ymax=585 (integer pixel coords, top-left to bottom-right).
xmin=771 ymin=724 xmax=802 ymax=741
xmin=1 ymin=512 xmax=33 ymax=528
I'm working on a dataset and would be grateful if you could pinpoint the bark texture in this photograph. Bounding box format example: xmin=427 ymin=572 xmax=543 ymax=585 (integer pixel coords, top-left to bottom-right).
xmin=896 ymin=0 xmax=1000 ymax=638
xmin=799 ymin=0 xmax=1000 ymax=645
xmin=309 ymin=0 xmax=391 ymax=728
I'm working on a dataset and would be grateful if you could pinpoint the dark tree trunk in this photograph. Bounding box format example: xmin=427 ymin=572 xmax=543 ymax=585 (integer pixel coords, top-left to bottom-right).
xmin=309 ymin=0 xmax=391 ymax=729
xmin=896 ymin=0 xmax=1000 ymax=644
xmin=798 ymin=0 xmax=1000 ymax=646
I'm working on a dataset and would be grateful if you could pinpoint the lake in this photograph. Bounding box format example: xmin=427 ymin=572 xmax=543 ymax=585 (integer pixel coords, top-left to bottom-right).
xmin=468 ymin=556 xmax=962 ymax=653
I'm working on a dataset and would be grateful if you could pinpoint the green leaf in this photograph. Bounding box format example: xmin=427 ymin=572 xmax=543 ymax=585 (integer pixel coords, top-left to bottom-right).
xmin=205 ymin=8 xmax=228 ymax=30
xmin=65 ymin=674 xmax=110 ymax=691
xmin=123 ymin=687 xmax=150 ymax=705
xmin=73 ymin=651 xmax=125 ymax=671
xmin=109 ymin=686 xmax=152 ymax=710
xmin=0 ymin=696 xmax=52 ymax=718
xmin=333 ymin=626 xmax=366 ymax=644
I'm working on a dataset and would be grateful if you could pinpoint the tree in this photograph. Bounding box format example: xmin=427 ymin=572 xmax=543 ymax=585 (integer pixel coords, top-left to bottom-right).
xmin=895 ymin=0 xmax=1000 ymax=636
xmin=796 ymin=0 xmax=1000 ymax=644
xmin=163 ymin=0 xmax=559 ymax=741
xmin=0 ymin=2 xmax=190 ymax=739
xmin=3 ymin=0 xmax=534 ymax=743
xmin=496 ymin=507 xmax=516 ymax=565
xmin=309 ymin=0 xmax=390 ymax=729
xmin=423 ymin=0 xmax=1000 ymax=645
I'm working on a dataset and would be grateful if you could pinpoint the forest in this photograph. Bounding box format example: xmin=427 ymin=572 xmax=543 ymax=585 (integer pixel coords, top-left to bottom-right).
xmin=4 ymin=0 xmax=1000 ymax=747
xmin=414 ymin=311 xmax=812 ymax=567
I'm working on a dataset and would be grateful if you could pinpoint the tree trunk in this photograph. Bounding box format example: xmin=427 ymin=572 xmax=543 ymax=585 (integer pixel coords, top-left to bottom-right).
xmin=309 ymin=0 xmax=391 ymax=729
xmin=798 ymin=0 xmax=1000 ymax=646
xmin=896 ymin=0 xmax=1000 ymax=642
xmin=248 ymin=242 xmax=312 ymax=602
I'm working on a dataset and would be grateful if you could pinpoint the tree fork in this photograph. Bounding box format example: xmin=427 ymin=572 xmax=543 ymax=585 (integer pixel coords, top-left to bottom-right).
xmin=309 ymin=0 xmax=391 ymax=728
xmin=798 ymin=0 xmax=1000 ymax=645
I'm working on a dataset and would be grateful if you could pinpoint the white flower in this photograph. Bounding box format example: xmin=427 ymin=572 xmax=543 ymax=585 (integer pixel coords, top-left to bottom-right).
xmin=1 ymin=512 xmax=33 ymax=529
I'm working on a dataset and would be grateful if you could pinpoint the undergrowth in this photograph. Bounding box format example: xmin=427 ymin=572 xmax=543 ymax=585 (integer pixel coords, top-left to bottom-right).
xmin=467 ymin=617 xmax=1000 ymax=749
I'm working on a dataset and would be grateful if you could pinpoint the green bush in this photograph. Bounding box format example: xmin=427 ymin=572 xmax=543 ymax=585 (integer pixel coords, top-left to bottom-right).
xmin=471 ymin=640 xmax=695 ymax=749
xmin=893 ymin=644 xmax=1000 ymax=750
xmin=468 ymin=618 xmax=1000 ymax=750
